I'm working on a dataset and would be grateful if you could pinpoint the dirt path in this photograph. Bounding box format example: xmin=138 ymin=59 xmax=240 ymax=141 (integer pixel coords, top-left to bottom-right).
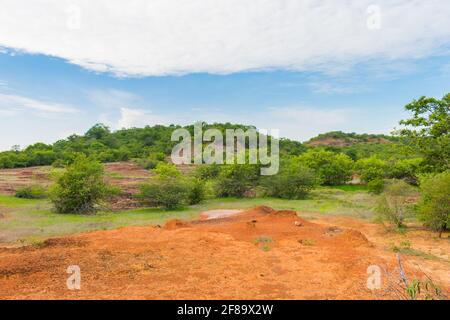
xmin=0 ymin=206 xmax=448 ymax=300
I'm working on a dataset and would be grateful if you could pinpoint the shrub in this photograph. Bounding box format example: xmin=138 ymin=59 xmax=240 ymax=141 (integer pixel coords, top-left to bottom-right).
xmin=15 ymin=185 xmax=47 ymax=199
xmin=195 ymin=164 xmax=221 ymax=180
xmin=137 ymin=152 xmax=166 ymax=169
xmin=298 ymin=149 xmax=353 ymax=185
xmin=138 ymin=177 xmax=189 ymax=210
xmin=153 ymin=162 xmax=181 ymax=178
xmin=367 ymin=178 xmax=385 ymax=194
xmin=51 ymin=159 xmax=67 ymax=168
xmin=49 ymin=155 xmax=118 ymax=214
xmin=186 ymin=178 xmax=206 ymax=205
xmin=215 ymin=164 xmax=260 ymax=197
xmin=138 ymin=164 xmax=205 ymax=209
xmin=417 ymin=171 xmax=450 ymax=238
xmin=375 ymin=180 xmax=416 ymax=229
xmin=262 ymin=160 xmax=318 ymax=199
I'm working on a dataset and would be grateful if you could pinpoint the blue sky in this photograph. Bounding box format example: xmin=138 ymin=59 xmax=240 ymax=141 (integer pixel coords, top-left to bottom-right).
xmin=0 ymin=1 xmax=449 ymax=150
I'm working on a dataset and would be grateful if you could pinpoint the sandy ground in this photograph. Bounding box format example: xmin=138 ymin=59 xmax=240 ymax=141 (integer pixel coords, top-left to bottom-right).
xmin=0 ymin=206 xmax=448 ymax=300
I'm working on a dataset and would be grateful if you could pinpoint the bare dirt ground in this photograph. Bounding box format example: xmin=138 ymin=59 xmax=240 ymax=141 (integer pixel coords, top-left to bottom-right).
xmin=0 ymin=206 xmax=448 ymax=300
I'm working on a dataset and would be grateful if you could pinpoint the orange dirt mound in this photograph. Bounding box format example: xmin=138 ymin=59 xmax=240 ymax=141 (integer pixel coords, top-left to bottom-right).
xmin=334 ymin=229 xmax=372 ymax=247
xmin=252 ymin=205 xmax=276 ymax=214
xmin=163 ymin=219 xmax=189 ymax=230
xmin=0 ymin=206 xmax=447 ymax=300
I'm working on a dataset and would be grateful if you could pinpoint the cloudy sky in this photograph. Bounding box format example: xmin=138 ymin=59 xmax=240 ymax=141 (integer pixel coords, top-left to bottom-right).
xmin=0 ymin=0 xmax=449 ymax=150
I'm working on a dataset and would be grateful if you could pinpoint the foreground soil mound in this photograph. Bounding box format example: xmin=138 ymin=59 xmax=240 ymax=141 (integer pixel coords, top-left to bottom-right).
xmin=0 ymin=206 xmax=447 ymax=299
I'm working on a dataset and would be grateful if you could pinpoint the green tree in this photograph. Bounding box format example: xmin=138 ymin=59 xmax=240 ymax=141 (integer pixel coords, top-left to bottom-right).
xmin=397 ymin=93 xmax=449 ymax=171
xmin=356 ymin=156 xmax=387 ymax=183
xmin=388 ymin=158 xmax=423 ymax=185
xmin=375 ymin=180 xmax=416 ymax=229
xmin=215 ymin=164 xmax=260 ymax=197
xmin=417 ymin=171 xmax=450 ymax=238
xmin=153 ymin=162 xmax=181 ymax=178
xmin=262 ymin=159 xmax=318 ymax=199
xmin=298 ymin=149 xmax=353 ymax=185
xmin=138 ymin=177 xmax=189 ymax=210
xmin=50 ymin=155 xmax=118 ymax=214
xmin=138 ymin=163 xmax=205 ymax=209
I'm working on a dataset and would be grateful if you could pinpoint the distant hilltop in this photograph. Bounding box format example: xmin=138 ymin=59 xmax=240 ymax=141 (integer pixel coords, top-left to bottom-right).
xmin=306 ymin=131 xmax=398 ymax=147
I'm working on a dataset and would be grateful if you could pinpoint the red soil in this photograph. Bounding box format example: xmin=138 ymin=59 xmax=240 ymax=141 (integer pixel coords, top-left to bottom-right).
xmin=0 ymin=206 xmax=447 ymax=300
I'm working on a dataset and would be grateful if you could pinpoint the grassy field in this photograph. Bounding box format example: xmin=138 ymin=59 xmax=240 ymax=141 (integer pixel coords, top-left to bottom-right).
xmin=0 ymin=187 xmax=378 ymax=245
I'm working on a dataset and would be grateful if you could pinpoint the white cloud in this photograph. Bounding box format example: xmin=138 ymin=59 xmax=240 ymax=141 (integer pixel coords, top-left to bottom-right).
xmin=87 ymin=89 xmax=140 ymax=109
xmin=0 ymin=0 xmax=449 ymax=76
xmin=117 ymin=107 xmax=168 ymax=129
xmin=0 ymin=93 xmax=79 ymax=116
xmin=309 ymin=82 xmax=360 ymax=94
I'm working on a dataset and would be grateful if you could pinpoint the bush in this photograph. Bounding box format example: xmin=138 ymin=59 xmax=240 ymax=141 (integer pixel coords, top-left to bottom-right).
xmin=153 ymin=162 xmax=181 ymax=178
xmin=138 ymin=177 xmax=189 ymax=210
xmin=417 ymin=171 xmax=450 ymax=237
xmin=138 ymin=164 xmax=206 ymax=209
xmin=195 ymin=164 xmax=221 ymax=180
xmin=375 ymin=180 xmax=416 ymax=229
xmin=50 ymin=155 xmax=118 ymax=214
xmin=262 ymin=160 xmax=318 ymax=199
xmin=298 ymin=149 xmax=353 ymax=185
xmin=215 ymin=164 xmax=260 ymax=198
xmin=367 ymin=178 xmax=385 ymax=194
xmin=137 ymin=152 xmax=166 ymax=169
xmin=15 ymin=185 xmax=47 ymax=199
xmin=186 ymin=178 xmax=206 ymax=205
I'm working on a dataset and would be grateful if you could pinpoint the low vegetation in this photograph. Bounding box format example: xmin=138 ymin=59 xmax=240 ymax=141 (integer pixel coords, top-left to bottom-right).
xmin=417 ymin=171 xmax=450 ymax=238
xmin=138 ymin=163 xmax=206 ymax=209
xmin=49 ymin=155 xmax=118 ymax=214
xmin=15 ymin=185 xmax=47 ymax=199
xmin=375 ymin=180 xmax=416 ymax=229
xmin=0 ymin=94 xmax=448 ymax=239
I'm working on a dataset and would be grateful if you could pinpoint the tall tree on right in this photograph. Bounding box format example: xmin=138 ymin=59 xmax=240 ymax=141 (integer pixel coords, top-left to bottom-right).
xmin=397 ymin=93 xmax=449 ymax=172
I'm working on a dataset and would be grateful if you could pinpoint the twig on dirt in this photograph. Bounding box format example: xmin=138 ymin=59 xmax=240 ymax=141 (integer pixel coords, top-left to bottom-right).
xmin=397 ymin=253 xmax=409 ymax=287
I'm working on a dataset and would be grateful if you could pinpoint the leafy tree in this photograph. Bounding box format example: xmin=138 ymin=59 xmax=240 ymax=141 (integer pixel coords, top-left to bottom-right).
xmin=262 ymin=159 xmax=318 ymax=199
xmin=153 ymin=162 xmax=181 ymax=178
xmin=85 ymin=123 xmax=111 ymax=140
xmin=195 ymin=164 xmax=221 ymax=180
xmin=417 ymin=171 xmax=450 ymax=238
xmin=367 ymin=178 xmax=385 ymax=194
xmin=388 ymin=158 xmax=423 ymax=185
xmin=138 ymin=177 xmax=189 ymax=210
xmin=356 ymin=156 xmax=387 ymax=183
xmin=186 ymin=178 xmax=206 ymax=205
xmin=298 ymin=149 xmax=353 ymax=185
xmin=138 ymin=164 xmax=205 ymax=209
xmin=375 ymin=180 xmax=416 ymax=229
xmin=50 ymin=155 xmax=118 ymax=214
xmin=215 ymin=164 xmax=260 ymax=197
xmin=397 ymin=93 xmax=449 ymax=171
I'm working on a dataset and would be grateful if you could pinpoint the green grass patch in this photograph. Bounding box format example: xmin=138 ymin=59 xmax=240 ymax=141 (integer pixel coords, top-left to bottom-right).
xmin=326 ymin=185 xmax=369 ymax=192
xmin=0 ymin=194 xmax=46 ymax=207
xmin=0 ymin=187 xmax=380 ymax=245
xmin=390 ymin=241 xmax=440 ymax=261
